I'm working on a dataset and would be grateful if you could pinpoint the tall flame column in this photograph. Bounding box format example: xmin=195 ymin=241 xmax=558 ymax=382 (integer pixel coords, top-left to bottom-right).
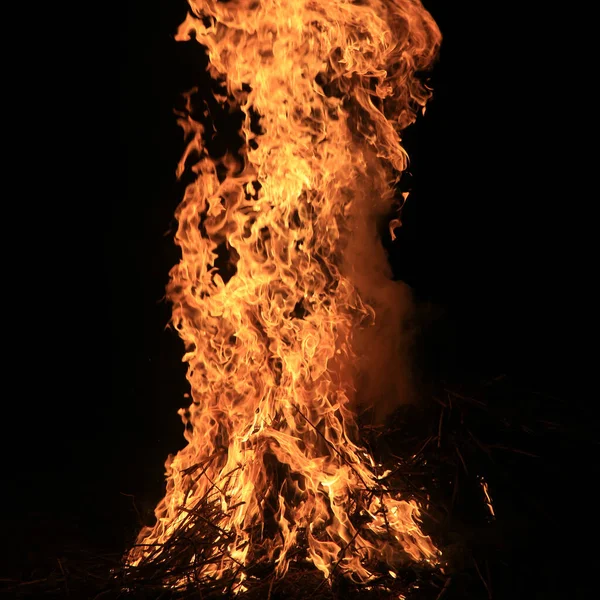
xmin=130 ymin=0 xmax=441 ymax=588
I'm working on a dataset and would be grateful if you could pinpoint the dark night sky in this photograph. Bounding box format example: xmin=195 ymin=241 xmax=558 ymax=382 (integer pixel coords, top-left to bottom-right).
xmin=4 ymin=1 xmax=590 ymax=597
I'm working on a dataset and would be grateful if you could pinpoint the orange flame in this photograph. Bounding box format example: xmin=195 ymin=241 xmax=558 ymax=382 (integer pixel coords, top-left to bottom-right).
xmin=129 ymin=0 xmax=441 ymax=589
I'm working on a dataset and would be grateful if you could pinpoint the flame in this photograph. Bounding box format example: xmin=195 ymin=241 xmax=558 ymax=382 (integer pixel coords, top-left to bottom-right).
xmin=480 ymin=478 xmax=496 ymax=518
xmin=129 ymin=0 xmax=441 ymax=589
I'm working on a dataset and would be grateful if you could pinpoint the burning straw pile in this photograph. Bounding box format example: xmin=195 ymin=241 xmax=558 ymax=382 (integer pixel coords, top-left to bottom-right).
xmin=115 ymin=377 xmax=512 ymax=600
xmin=3 ymin=374 xmax=566 ymax=599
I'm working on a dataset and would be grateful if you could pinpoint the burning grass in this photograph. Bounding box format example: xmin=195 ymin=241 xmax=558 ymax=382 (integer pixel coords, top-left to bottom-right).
xmin=2 ymin=375 xmax=571 ymax=600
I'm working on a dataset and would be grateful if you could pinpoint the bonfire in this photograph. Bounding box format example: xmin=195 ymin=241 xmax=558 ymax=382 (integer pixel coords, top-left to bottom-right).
xmin=125 ymin=0 xmax=442 ymax=596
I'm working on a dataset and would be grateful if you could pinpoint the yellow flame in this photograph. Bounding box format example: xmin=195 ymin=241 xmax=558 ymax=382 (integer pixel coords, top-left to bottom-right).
xmin=129 ymin=0 xmax=441 ymax=588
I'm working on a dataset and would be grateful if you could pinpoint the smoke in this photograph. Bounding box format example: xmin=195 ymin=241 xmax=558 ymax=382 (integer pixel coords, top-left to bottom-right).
xmin=341 ymin=151 xmax=420 ymax=425
xmin=353 ymin=271 xmax=417 ymax=425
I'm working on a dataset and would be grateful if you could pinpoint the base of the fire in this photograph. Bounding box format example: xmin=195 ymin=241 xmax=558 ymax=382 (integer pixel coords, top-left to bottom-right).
xmin=1 ymin=375 xmax=568 ymax=600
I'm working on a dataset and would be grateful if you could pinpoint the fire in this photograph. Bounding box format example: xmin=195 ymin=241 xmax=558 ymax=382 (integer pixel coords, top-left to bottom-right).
xmin=129 ymin=0 xmax=441 ymax=590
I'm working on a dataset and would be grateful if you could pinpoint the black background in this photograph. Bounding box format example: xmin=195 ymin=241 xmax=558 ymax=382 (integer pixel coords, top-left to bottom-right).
xmin=5 ymin=1 xmax=589 ymax=598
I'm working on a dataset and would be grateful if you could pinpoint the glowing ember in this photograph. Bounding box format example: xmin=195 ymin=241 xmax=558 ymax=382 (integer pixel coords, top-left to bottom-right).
xmin=480 ymin=477 xmax=496 ymax=518
xmin=129 ymin=0 xmax=441 ymax=590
